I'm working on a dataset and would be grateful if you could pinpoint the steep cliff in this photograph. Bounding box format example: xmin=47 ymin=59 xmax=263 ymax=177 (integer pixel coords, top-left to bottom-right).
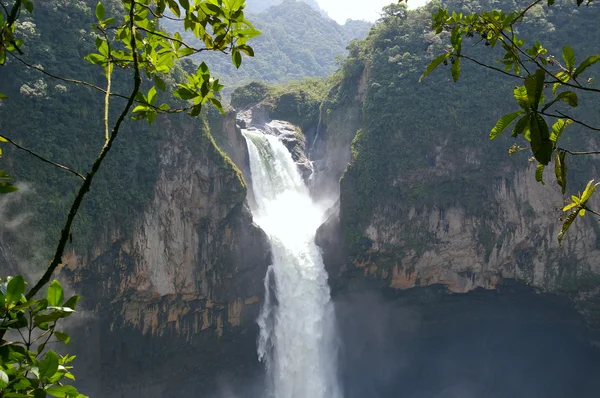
xmin=312 ymin=0 xmax=600 ymax=329
xmin=61 ymin=114 xmax=270 ymax=396
xmin=0 ymin=0 xmax=272 ymax=394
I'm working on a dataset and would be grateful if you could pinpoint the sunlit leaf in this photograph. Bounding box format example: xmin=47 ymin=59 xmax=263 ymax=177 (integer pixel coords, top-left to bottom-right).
xmin=490 ymin=111 xmax=523 ymax=140
xmin=95 ymin=2 xmax=105 ymax=21
xmin=562 ymin=46 xmax=575 ymax=72
xmin=6 ymin=275 xmax=25 ymax=305
xmin=46 ymin=280 xmax=64 ymax=307
xmin=555 ymin=150 xmax=567 ymax=194
xmin=558 ymin=211 xmax=577 ymax=244
xmin=573 ymin=54 xmax=600 ymax=79
xmin=535 ymin=163 xmax=545 ymax=185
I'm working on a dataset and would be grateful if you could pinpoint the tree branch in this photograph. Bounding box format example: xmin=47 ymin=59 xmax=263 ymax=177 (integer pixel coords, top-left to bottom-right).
xmin=7 ymin=50 xmax=130 ymax=101
xmin=136 ymin=26 xmax=209 ymax=53
xmin=542 ymin=111 xmax=600 ymax=132
xmin=511 ymin=0 xmax=544 ymax=24
xmin=559 ymin=148 xmax=600 ymax=156
xmin=0 ymin=135 xmax=86 ymax=180
xmin=584 ymin=206 xmax=600 ymax=218
xmin=459 ymin=53 xmax=525 ymax=80
xmin=26 ymin=2 xmax=142 ymax=300
xmin=7 ymin=50 xmax=192 ymax=115
xmin=133 ymin=1 xmax=184 ymax=21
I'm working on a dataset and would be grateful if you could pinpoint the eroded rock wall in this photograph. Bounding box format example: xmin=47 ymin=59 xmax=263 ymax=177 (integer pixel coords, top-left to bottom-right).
xmin=60 ymin=115 xmax=270 ymax=396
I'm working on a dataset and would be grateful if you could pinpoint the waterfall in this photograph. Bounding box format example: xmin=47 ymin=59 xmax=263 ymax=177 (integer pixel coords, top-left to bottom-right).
xmin=243 ymin=128 xmax=341 ymax=398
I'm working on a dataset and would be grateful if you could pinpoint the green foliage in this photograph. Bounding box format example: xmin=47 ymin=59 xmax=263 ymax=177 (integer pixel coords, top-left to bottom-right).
xmin=230 ymin=80 xmax=270 ymax=109
xmin=1 ymin=278 xmax=83 ymax=397
xmin=424 ymin=0 xmax=600 ymax=240
xmin=1 ymin=0 xmax=259 ymax=395
xmin=161 ymin=0 xmax=371 ymax=91
xmin=335 ymin=0 xmax=599 ymax=248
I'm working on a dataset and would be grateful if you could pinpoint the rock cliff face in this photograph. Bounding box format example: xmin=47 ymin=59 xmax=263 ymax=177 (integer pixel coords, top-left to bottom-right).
xmin=310 ymin=2 xmax=600 ymax=329
xmin=60 ymin=115 xmax=271 ymax=396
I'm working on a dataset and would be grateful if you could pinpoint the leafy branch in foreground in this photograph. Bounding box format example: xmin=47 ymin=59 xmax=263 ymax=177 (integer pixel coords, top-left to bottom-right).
xmin=0 ymin=0 xmax=259 ymax=395
xmin=1 ymin=277 xmax=83 ymax=397
xmin=420 ymin=0 xmax=600 ymax=242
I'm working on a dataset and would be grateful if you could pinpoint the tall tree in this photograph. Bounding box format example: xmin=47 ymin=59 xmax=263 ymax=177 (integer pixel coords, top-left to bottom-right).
xmin=0 ymin=0 xmax=259 ymax=396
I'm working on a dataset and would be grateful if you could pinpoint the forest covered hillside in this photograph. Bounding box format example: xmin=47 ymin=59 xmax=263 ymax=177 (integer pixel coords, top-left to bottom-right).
xmin=161 ymin=0 xmax=372 ymax=89
xmin=305 ymin=0 xmax=600 ymax=326
xmin=244 ymin=0 xmax=323 ymax=14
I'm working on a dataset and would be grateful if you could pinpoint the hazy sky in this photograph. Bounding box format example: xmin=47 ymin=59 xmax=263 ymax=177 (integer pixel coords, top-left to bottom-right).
xmin=317 ymin=0 xmax=430 ymax=23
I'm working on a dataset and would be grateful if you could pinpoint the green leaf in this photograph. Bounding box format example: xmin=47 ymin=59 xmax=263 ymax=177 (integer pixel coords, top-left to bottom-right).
xmin=39 ymin=350 xmax=59 ymax=380
xmin=524 ymin=69 xmax=545 ymax=110
xmin=573 ymin=55 xmax=600 ymax=79
xmin=0 ymin=92 xmax=7 ymax=100
xmin=173 ymin=87 xmax=197 ymax=100
xmin=154 ymin=76 xmax=166 ymax=92
xmin=6 ymin=275 xmax=25 ymax=305
xmin=513 ymin=86 xmax=529 ymax=109
xmin=189 ymin=104 xmax=202 ymax=117
xmin=552 ymin=71 xmax=570 ymax=94
xmin=0 ymin=183 xmax=18 ymax=194
xmin=535 ymin=163 xmax=545 ymax=185
xmin=562 ymin=46 xmax=576 ymax=72
xmin=46 ymin=280 xmax=64 ymax=307
xmin=550 ymin=118 xmax=572 ymax=142
xmin=179 ymin=0 xmax=190 ymax=11
xmin=22 ymin=0 xmax=33 ymax=13
xmin=132 ymin=105 xmax=150 ymax=114
xmin=0 ymin=369 xmax=8 ymax=389
xmin=579 ymin=208 xmax=586 ymax=217
xmin=490 ymin=111 xmax=523 ymax=140
xmin=22 ymin=1 xmax=33 ymax=12
xmin=232 ymin=50 xmax=242 ymax=68
xmin=199 ymin=61 xmax=209 ymax=75
xmin=581 ymin=180 xmax=599 ymax=203
xmin=563 ymin=202 xmax=578 ymax=212
xmin=84 ymin=53 xmax=107 ymax=66
xmin=529 ymin=114 xmax=552 ymax=165
xmin=95 ymin=2 xmax=105 ymax=21
xmin=45 ymin=385 xmax=78 ymax=397
xmin=555 ymin=150 xmax=567 ymax=194
xmin=55 ymin=331 xmax=71 ymax=344
xmin=451 ymin=57 xmax=461 ymax=82
xmin=541 ymin=91 xmax=578 ymax=112
xmin=558 ymin=211 xmax=577 ymax=244
xmin=63 ymin=295 xmax=80 ymax=310
xmin=208 ymin=97 xmax=224 ymax=114
xmin=238 ymin=44 xmax=254 ymax=57
xmin=12 ymin=299 xmax=37 ymax=311
xmin=148 ymin=87 xmax=157 ymax=106
xmin=512 ymin=115 xmax=530 ymax=138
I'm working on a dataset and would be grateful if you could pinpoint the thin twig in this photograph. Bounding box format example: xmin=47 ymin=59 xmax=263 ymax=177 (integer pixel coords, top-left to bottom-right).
xmin=26 ymin=1 xmax=143 ymax=300
xmin=584 ymin=206 xmax=600 ymax=218
xmin=7 ymin=50 xmax=130 ymax=100
xmin=0 ymin=135 xmax=86 ymax=180
xmin=559 ymin=148 xmax=600 ymax=155
xmin=459 ymin=53 xmax=525 ymax=80
xmin=7 ymin=50 xmax=193 ymax=115
xmin=511 ymin=0 xmax=544 ymax=24
xmin=497 ymin=29 xmax=600 ymax=94
xmin=136 ymin=26 xmax=209 ymax=53
xmin=134 ymin=1 xmax=184 ymax=21
xmin=101 ymin=28 xmax=113 ymax=143
xmin=542 ymin=111 xmax=600 ymax=132
xmin=34 ymin=326 xmax=55 ymax=358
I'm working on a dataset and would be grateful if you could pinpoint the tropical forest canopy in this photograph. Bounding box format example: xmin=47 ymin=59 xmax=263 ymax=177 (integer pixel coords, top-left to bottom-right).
xmin=1 ymin=0 xmax=600 ymax=396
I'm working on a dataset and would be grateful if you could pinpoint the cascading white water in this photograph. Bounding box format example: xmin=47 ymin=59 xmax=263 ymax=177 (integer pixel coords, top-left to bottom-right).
xmin=243 ymin=128 xmax=341 ymax=398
